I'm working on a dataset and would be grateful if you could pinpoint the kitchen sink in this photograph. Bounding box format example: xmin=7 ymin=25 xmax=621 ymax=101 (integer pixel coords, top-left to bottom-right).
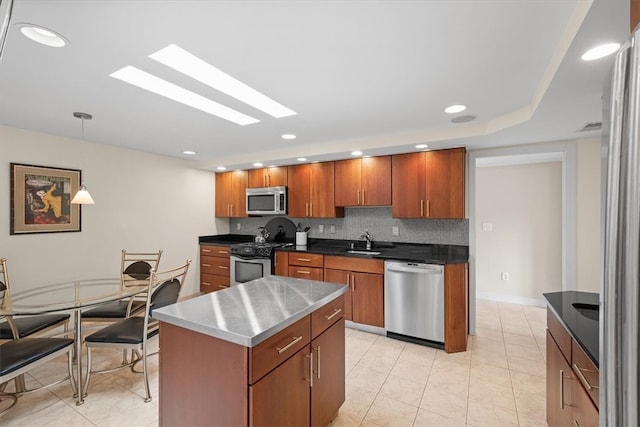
xmin=346 ymin=250 xmax=382 ymax=255
xmin=572 ymin=302 xmax=599 ymax=321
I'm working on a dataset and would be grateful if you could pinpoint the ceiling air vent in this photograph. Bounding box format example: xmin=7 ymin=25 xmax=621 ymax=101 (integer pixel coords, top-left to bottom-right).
xmin=579 ymin=121 xmax=602 ymax=132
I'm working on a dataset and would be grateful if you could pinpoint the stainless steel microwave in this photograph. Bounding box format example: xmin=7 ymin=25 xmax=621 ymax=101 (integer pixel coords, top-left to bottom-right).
xmin=246 ymin=186 xmax=287 ymax=215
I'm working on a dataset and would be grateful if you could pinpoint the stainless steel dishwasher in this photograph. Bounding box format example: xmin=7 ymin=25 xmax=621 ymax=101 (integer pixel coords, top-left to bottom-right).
xmin=384 ymin=261 xmax=444 ymax=346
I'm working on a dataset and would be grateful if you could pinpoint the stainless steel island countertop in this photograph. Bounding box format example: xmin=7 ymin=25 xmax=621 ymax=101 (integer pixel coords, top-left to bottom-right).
xmin=152 ymin=276 xmax=347 ymax=347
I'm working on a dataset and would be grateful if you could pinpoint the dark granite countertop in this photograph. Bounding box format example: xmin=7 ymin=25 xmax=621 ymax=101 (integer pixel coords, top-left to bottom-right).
xmin=543 ymin=291 xmax=599 ymax=366
xmin=199 ymin=234 xmax=469 ymax=264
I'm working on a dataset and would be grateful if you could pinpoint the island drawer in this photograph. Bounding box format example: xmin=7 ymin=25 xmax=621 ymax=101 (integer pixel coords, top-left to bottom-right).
xmin=200 ymin=255 xmax=230 ymax=277
xmin=200 ymin=273 xmax=229 ymax=292
xmin=288 ymin=266 xmax=323 ymax=281
xmin=200 ymin=245 xmax=230 ymax=257
xmin=572 ymin=339 xmax=599 ymax=409
xmin=311 ymin=294 xmax=345 ymax=338
xmin=249 ymin=315 xmax=311 ymax=384
xmin=288 ymin=253 xmax=324 ymax=268
xmin=547 ymin=308 xmax=571 ymax=362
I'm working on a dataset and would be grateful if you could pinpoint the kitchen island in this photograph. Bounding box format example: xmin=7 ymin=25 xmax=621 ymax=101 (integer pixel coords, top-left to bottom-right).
xmin=152 ymin=276 xmax=348 ymax=427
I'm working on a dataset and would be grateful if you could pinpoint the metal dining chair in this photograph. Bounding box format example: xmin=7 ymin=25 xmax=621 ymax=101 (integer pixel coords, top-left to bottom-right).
xmin=0 ymin=258 xmax=70 ymax=340
xmin=0 ymin=313 xmax=74 ymax=414
xmin=81 ymin=250 xmax=163 ymax=322
xmin=83 ymin=260 xmax=190 ymax=402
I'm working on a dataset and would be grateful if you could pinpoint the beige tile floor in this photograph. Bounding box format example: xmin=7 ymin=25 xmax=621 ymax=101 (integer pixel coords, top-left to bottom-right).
xmin=0 ymin=299 xmax=547 ymax=426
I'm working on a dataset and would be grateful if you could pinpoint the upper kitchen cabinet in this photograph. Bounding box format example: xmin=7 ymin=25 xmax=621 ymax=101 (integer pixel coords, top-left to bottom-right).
xmin=335 ymin=156 xmax=392 ymax=207
xmin=287 ymin=162 xmax=344 ymax=218
xmin=392 ymin=148 xmax=465 ymax=219
xmin=215 ymin=170 xmax=248 ymax=218
xmin=247 ymin=166 xmax=288 ymax=188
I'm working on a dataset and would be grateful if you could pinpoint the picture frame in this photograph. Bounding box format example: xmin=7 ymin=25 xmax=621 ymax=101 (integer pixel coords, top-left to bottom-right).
xmin=10 ymin=163 xmax=82 ymax=234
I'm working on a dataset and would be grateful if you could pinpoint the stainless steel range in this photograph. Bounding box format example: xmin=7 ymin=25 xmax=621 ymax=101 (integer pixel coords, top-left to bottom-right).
xmin=229 ymin=242 xmax=284 ymax=285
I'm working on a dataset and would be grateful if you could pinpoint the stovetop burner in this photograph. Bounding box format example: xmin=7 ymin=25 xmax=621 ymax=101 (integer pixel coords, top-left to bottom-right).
xmin=230 ymin=241 xmax=289 ymax=258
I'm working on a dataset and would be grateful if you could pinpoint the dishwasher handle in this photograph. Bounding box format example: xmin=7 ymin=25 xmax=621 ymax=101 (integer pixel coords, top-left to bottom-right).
xmin=384 ymin=262 xmax=443 ymax=274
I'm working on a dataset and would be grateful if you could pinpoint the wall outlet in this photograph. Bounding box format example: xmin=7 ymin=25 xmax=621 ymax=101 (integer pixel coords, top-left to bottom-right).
xmin=392 ymin=225 xmax=399 ymax=236
xmin=236 ymin=223 xmax=241 ymax=230
xmin=329 ymin=225 xmax=336 ymax=234
xmin=482 ymin=222 xmax=493 ymax=231
xmin=501 ymin=272 xmax=510 ymax=281
xmin=318 ymin=224 xmax=324 ymax=233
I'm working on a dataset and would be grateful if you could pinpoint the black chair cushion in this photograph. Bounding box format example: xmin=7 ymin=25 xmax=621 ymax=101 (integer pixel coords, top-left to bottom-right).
xmin=82 ymin=299 xmax=145 ymax=319
xmin=84 ymin=317 xmax=158 ymax=345
xmin=0 ymin=338 xmax=74 ymax=377
xmin=0 ymin=313 xmax=70 ymax=339
xmin=124 ymin=261 xmax=152 ymax=280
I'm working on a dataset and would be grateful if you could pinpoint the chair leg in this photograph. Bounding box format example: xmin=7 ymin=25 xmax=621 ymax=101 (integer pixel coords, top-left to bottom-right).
xmin=83 ymin=347 xmax=93 ymax=395
xmin=67 ymin=345 xmax=77 ymax=396
xmin=142 ymin=343 xmax=151 ymax=403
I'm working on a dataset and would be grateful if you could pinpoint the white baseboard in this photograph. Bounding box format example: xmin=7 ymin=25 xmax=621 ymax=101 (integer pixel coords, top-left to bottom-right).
xmin=476 ymin=292 xmax=547 ymax=308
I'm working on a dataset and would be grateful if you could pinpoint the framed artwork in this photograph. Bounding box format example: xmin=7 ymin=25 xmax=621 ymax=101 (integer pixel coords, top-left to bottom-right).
xmin=10 ymin=163 xmax=82 ymax=234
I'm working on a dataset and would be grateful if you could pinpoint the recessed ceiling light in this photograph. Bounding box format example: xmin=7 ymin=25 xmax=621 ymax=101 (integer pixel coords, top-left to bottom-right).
xmin=19 ymin=24 xmax=67 ymax=47
xmin=297 ymin=158 xmax=307 ymax=162
xmin=351 ymin=151 xmax=363 ymax=156
xmin=110 ymin=66 xmax=259 ymax=125
xmin=416 ymin=144 xmax=428 ymax=149
xmin=444 ymin=104 xmax=467 ymax=114
xmin=253 ymin=162 xmax=263 ymax=167
xmin=282 ymin=134 xmax=297 ymax=140
xmin=183 ymin=150 xmax=196 ymax=155
xmin=216 ymin=166 xmax=227 ymax=171
xmin=581 ymin=43 xmax=621 ymax=61
xmin=149 ymin=44 xmax=296 ymax=118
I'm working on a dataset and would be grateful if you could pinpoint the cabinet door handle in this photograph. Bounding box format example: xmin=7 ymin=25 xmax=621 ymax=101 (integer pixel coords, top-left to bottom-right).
xmin=202 ymin=248 xmax=212 ymax=253
xmin=357 ymin=189 xmax=360 ymax=205
xmin=202 ymin=263 xmax=211 ymax=267
xmin=297 ymin=258 xmax=311 ymax=262
xmin=202 ymin=281 xmax=211 ymax=286
xmin=310 ymin=202 xmax=313 ymax=216
xmin=218 ymin=250 xmax=228 ymax=255
xmin=352 ymin=274 xmax=356 ymax=291
xmin=324 ymin=308 xmax=342 ymax=321
xmin=297 ymin=270 xmax=311 ymax=275
xmin=362 ymin=189 xmax=365 ymax=205
xmin=218 ymin=265 xmax=228 ymax=270
xmin=217 ymin=284 xmax=228 ymax=289
xmin=306 ymin=351 xmax=314 ymax=387
xmin=427 ymin=199 xmax=431 ymax=217
xmin=305 ymin=202 xmax=309 ymax=217
xmin=315 ymin=345 xmax=321 ymax=379
xmin=420 ymin=200 xmax=424 ymax=216
xmin=276 ymin=336 xmax=303 ymax=354
xmin=573 ymin=363 xmax=599 ymax=390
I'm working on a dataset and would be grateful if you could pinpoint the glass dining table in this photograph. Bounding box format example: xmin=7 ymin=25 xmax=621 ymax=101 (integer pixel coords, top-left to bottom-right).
xmin=0 ymin=278 xmax=147 ymax=405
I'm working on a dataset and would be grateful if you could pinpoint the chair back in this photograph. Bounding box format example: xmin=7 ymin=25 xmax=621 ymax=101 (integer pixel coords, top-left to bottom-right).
xmin=144 ymin=260 xmax=190 ymax=331
xmin=0 ymin=258 xmax=19 ymax=338
xmin=120 ymin=250 xmax=163 ymax=288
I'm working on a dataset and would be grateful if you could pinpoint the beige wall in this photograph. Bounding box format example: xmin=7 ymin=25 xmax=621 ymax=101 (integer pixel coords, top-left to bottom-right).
xmin=476 ymin=161 xmax=563 ymax=304
xmin=0 ymin=125 xmax=224 ymax=296
xmin=576 ymin=138 xmax=601 ymax=293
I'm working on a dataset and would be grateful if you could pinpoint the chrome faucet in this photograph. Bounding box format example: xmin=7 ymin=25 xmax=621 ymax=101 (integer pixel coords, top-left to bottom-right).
xmin=359 ymin=230 xmax=373 ymax=250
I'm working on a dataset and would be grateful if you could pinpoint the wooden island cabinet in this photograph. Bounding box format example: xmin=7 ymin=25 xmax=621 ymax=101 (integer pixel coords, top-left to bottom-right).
xmin=156 ymin=278 xmax=347 ymax=427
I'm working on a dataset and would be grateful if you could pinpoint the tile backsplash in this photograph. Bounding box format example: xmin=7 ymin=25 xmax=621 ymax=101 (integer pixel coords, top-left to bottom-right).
xmin=230 ymin=207 xmax=469 ymax=246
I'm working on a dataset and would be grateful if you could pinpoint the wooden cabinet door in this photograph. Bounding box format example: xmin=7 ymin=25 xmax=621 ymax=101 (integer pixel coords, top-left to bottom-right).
xmin=351 ymin=272 xmax=384 ymax=327
xmin=309 ymin=162 xmax=337 ymax=218
xmin=334 ymin=158 xmax=361 ymax=206
xmin=215 ymin=172 xmax=232 ymax=217
xmin=215 ymin=171 xmax=247 ymax=217
xmin=392 ymin=152 xmax=426 ymax=218
xmin=274 ymin=251 xmax=289 ymax=276
xmin=249 ymin=347 xmax=310 ymax=427
xmin=248 ymin=167 xmax=287 ymax=188
xmin=287 ymin=164 xmax=311 ymax=217
xmin=572 ymin=375 xmax=599 ymax=427
xmin=547 ymin=330 xmax=573 ymax=427
xmin=424 ymin=148 xmax=465 ymax=218
xmin=361 ymin=156 xmax=391 ymax=206
xmin=323 ymin=269 xmax=352 ymax=321
xmin=311 ymin=318 xmax=345 ymax=427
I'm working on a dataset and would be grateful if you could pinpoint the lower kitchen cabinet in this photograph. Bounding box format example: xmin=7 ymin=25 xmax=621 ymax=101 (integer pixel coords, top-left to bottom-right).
xmin=250 ymin=347 xmax=310 ymax=427
xmin=547 ymin=330 xmax=573 ymax=427
xmin=324 ymin=256 xmax=384 ymax=328
xmin=199 ymin=244 xmax=230 ymax=293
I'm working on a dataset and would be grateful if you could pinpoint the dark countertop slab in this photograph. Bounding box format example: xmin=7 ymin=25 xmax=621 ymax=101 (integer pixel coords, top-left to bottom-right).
xmin=543 ymin=291 xmax=599 ymax=366
xmin=199 ymin=235 xmax=469 ymax=264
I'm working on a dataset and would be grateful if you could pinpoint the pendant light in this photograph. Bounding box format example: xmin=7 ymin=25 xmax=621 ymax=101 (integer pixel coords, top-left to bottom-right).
xmin=71 ymin=112 xmax=95 ymax=205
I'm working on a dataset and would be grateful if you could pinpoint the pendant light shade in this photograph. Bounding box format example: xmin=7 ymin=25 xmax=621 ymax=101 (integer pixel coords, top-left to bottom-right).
xmin=71 ymin=112 xmax=96 ymax=205
xmin=71 ymin=185 xmax=95 ymax=204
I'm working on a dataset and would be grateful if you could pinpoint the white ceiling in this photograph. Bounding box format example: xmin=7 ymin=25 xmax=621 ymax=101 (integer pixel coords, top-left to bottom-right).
xmin=0 ymin=0 xmax=629 ymax=171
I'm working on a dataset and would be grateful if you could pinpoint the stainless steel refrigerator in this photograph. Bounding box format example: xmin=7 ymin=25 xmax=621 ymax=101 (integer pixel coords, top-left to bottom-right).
xmin=601 ymin=24 xmax=640 ymax=426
